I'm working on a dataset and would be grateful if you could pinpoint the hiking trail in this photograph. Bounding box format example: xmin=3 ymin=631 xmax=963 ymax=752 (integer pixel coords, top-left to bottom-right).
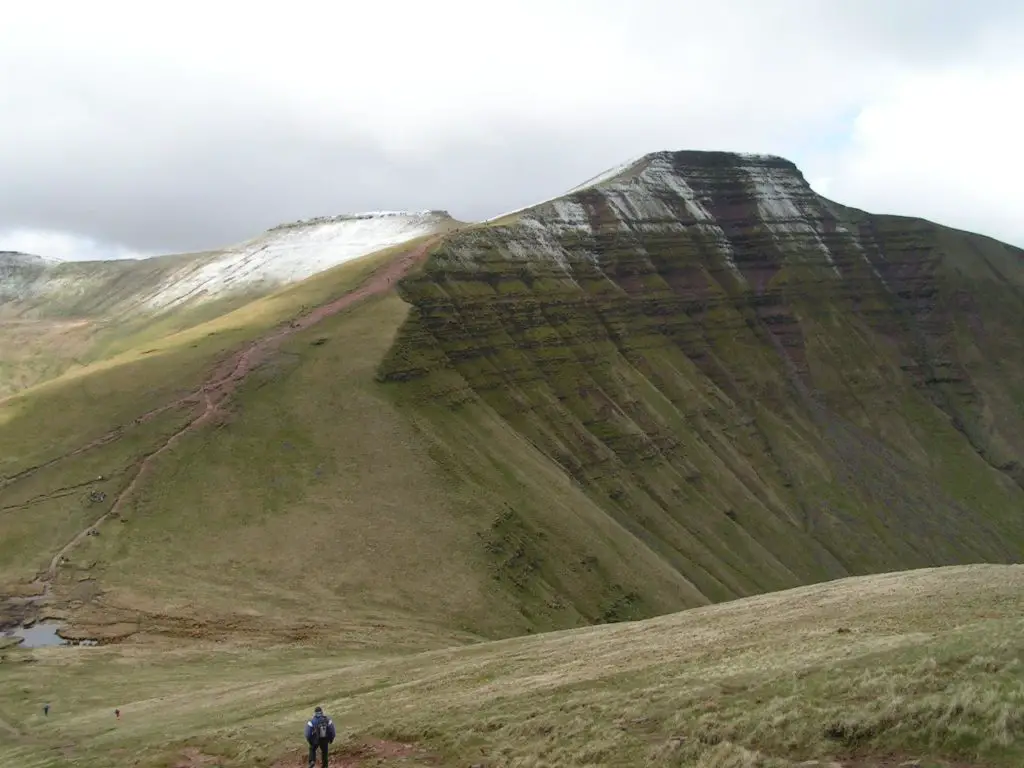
xmin=10 ymin=237 xmax=441 ymax=603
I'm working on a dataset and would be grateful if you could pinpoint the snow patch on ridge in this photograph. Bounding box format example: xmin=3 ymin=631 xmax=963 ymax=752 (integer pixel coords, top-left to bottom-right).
xmin=637 ymin=157 xmax=745 ymax=281
xmin=270 ymin=210 xmax=441 ymax=231
xmin=563 ymin=155 xmax=647 ymax=195
xmin=0 ymin=251 xmax=64 ymax=267
xmin=638 ymin=156 xmax=714 ymax=222
xmin=508 ymin=154 xmax=749 ymax=283
xmin=142 ymin=211 xmax=451 ymax=311
xmin=744 ymin=166 xmax=804 ymax=222
xmin=484 ymin=156 xmax=649 ymax=223
xmin=741 ymin=162 xmax=842 ymax=278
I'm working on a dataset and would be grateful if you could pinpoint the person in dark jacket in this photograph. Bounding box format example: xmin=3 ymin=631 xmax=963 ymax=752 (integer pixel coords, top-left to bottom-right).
xmin=304 ymin=706 xmax=336 ymax=767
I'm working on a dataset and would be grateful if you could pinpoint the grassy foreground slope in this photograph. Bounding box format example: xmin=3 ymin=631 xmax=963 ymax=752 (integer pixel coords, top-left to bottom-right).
xmin=2 ymin=565 xmax=1023 ymax=767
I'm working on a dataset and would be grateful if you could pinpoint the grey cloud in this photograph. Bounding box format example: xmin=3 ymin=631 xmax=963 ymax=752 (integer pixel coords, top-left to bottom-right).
xmin=1 ymin=0 xmax=1022 ymax=259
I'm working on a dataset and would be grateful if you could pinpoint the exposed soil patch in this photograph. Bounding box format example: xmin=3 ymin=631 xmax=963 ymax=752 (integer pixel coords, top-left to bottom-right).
xmin=838 ymin=755 xmax=986 ymax=767
xmin=173 ymin=747 xmax=221 ymax=767
xmin=335 ymin=738 xmax=439 ymax=766
xmin=271 ymin=738 xmax=439 ymax=767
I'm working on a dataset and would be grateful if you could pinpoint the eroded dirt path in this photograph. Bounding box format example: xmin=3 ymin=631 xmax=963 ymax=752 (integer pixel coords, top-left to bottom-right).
xmin=268 ymin=738 xmax=440 ymax=767
xmin=13 ymin=237 xmax=440 ymax=600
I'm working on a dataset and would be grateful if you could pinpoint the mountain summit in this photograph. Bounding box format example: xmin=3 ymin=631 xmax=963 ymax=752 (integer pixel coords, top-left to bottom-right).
xmin=1 ymin=149 xmax=1022 ymax=646
xmin=379 ymin=147 xmax=1024 ymax=615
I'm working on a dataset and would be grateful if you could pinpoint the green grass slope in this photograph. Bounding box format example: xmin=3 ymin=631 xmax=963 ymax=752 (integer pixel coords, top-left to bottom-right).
xmin=1 ymin=151 xmax=1023 ymax=651
xmin=1 ymin=240 xmax=503 ymax=644
xmin=1 ymin=565 xmax=1022 ymax=767
xmin=2 ymin=233 xmax=685 ymax=645
xmin=376 ymin=152 xmax=1024 ymax=625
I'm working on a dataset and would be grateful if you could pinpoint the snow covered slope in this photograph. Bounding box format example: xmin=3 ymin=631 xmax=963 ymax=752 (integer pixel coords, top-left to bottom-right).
xmin=0 ymin=252 xmax=63 ymax=305
xmin=471 ymin=151 xmax=852 ymax=285
xmin=0 ymin=211 xmax=458 ymax=318
xmin=141 ymin=210 xmax=457 ymax=311
xmin=483 ymin=156 xmax=649 ymax=224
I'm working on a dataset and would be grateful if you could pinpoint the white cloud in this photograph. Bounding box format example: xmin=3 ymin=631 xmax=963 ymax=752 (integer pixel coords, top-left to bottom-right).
xmin=0 ymin=0 xmax=1022 ymax=259
xmin=823 ymin=62 xmax=1024 ymax=245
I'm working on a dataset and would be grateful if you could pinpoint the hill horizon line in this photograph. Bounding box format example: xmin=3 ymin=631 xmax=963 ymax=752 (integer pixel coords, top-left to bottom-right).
xmin=8 ymin=147 xmax=1018 ymax=266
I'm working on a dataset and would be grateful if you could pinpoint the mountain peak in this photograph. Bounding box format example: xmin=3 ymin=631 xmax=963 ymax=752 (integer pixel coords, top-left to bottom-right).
xmin=489 ymin=150 xmax=807 ymax=224
xmin=497 ymin=148 xmax=816 ymax=248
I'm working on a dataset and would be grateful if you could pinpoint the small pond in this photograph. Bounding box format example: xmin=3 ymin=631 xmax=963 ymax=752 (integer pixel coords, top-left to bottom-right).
xmin=1 ymin=622 xmax=98 ymax=648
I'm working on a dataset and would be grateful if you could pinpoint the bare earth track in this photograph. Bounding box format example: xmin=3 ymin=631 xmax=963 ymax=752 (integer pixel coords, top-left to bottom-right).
xmin=1 ymin=238 xmax=440 ymax=607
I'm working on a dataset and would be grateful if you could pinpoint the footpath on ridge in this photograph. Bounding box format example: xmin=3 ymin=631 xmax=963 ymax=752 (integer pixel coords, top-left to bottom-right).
xmin=0 ymin=236 xmax=442 ymax=613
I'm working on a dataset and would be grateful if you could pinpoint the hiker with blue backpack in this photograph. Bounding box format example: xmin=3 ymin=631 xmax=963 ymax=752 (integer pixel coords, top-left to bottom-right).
xmin=304 ymin=706 xmax=336 ymax=767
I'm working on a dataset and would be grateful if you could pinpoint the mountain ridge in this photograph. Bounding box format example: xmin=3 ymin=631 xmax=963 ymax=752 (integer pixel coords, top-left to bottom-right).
xmin=1 ymin=148 xmax=1022 ymax=648
xmin=376 ymin=148 xmax=1024 ymax=617
xmin=1 ymin=148 xmax=1022 ymax=768
xmin=0 ymin=209 xmax=461 ymax=397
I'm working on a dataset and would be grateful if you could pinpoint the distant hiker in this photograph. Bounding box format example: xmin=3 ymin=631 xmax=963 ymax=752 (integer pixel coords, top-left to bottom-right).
xmin=305 ymin=705 xmax=336 ymax=767
xmin=43 ymin=703 xmax=49 ymax=716
xmin=115 ymin=708 xmax=120 ymax=720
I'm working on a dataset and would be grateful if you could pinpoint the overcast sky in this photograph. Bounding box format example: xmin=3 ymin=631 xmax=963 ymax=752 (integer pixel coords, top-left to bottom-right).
xmin=2 ymin=0 xmax=1022 ymax=261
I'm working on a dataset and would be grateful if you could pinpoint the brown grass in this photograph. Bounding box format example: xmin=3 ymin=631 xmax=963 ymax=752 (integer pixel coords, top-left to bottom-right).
xmin=0 ymin=565 xmax=1020 ymax=767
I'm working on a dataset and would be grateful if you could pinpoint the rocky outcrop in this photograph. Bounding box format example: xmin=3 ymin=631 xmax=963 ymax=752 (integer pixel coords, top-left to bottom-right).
xmin=379 ymin=150 xmax=1024 ymax=616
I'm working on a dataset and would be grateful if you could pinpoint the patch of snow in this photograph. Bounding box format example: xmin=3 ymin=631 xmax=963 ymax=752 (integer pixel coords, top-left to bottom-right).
xmin=739 ymin=163 xmax=843 ymax=279
xmin=484 ymin=156 xmax=649 ymax=223
xmin=736 ymin=152 xmax=788 ymax=162
xmin=270 ymin=210 xmax=444 ymax=231
xmin=835 ymin=222 xmax=891 ymax=291
xmin=563 ymin=155 xmax=647 ymax=194
xmin=142 ymin=211 xmax=450 ymax=311
xmin=438 ymin=218 xmax=579 ymax=280
xmin=815 ymin=238 xmax=843 ymax=278
xmin=630 ymin=158 xmax=745 ymax=283
xmin=0 ymin=251 xmax=62 ymax=267
xmin=638 ymin=157 xmax=715 ymax=222
xmin=547 ymin=199 xmax=595 ymax=234
xmin=512 ymin=154 xmax=748 ymax=284
xmin=742 ymin=165 xmax=804 ymax=222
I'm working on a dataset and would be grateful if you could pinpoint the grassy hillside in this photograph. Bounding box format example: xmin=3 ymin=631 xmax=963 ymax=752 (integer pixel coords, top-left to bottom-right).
xmin=2 ymin=150 xmax=1023 ymax=650
xmin=1 ymin=239 xmax=496 ymax=644
xmin=2 ymin=246 xmax=701 ymax=643
xmin=1 ymin=149 xmax=1023 ymax=767
xmin=1 ymin=565 xmax=1022 ymax=767
xmin=377 ymin=153 xmax=1024 ymax=624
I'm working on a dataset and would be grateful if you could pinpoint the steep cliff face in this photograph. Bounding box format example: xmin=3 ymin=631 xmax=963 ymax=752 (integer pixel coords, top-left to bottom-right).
xmin=380 ymin=150 xmax=1024 ymax=614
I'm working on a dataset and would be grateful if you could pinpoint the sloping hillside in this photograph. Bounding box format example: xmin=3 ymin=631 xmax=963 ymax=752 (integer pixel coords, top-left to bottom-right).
xmin=2 ymin=565 xmax=1022 ymax=768
xmin=0 ymin=211 xmax=459 ymax=397
xmin=1 ymin=150 xmax=1022 ymax=649
xmin=379 ymin=150 xmax=1024 ymax=612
